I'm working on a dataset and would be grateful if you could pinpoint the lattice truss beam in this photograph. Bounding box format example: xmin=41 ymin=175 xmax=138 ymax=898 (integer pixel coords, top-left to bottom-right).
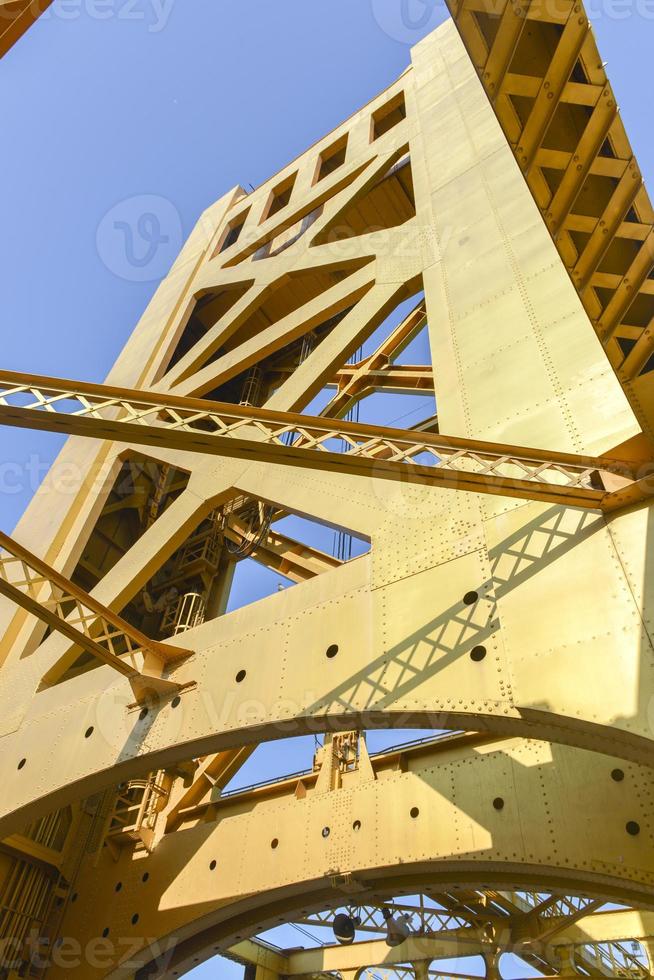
xmin=288 ymin=889 xmax=651 ymax=978
xmin=1 ymin=6 xmax=654 ymax=980
xmin=0 ymin=370 xmax=648 ymax=512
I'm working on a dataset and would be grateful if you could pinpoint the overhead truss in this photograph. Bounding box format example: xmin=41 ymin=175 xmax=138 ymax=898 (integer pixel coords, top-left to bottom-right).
xmin=0 ymin=370 xmax=647 ymax=511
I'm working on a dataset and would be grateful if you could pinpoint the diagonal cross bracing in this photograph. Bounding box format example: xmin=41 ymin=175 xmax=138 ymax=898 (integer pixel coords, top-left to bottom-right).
xmin=0 ymin=530 xmax=189 ymax=698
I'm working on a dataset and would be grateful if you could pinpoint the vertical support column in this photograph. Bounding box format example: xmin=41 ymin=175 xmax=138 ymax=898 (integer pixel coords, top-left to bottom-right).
xmin=413 ymin=962 xmax=430 ymax=979
xmin=205 ymin=552 xmax=237 ymax=618
xmin=484 ymin=950 xmax=502 ymax=980
xmin=408 ymin=21 xmax=636 ymax=455
xmin=555 ymin=945 xmax=576 ymax=976
xmin=244 ymin=966 xmax=283 ymax=980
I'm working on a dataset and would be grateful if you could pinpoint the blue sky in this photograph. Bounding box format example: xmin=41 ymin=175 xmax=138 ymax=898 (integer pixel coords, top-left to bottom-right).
xmin=2 ymin=1 xmax=653 ymax=976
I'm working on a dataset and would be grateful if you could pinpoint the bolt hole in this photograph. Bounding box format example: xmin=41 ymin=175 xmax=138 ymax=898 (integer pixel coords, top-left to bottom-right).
xmin=102 ymin=928 xmax=110 ymax=939
xmin=353 ymin=820 xmax=361 ymax=832
xmin=171 ymin=695 xmax=181 ymax=708
xmin=209 ymin=859 xmax=217 ymax=871
xmin=17 ymin=758 xmax=26 ymax=770
xmin=131 ymin=914 xmax=139 ymax=926
xmin=493 ymin=797 xmax=505 ymax=810
xmin=71 ymin=893 xmax=78 ymax=903
xmin=322 ymin=826 xmax=330 ymax=838
xmin=114 ymin=882 xmax=122 ymax=893
xmin=141 ymin=872 xmax=149 ymax=883
xmin=139 ymin=707 xmax=149 ymax=721
xmin=271 ymin=838 xmax=279 ymax=849
xmin=85 ymin=726 xmax=94 ymax=739
xmin=410 ymin=807 xmax=419 ymax=819
xmin=470 ymin=645 xmax=486 ymax=662
xmin=611 ymin=768 xmax=625 ymax=782
xmin=463 ymin=591 xmax=479 ymax=605
xmin=326 ymin=644 xmax=339 ymax=659
xmin=626 ymin=821 xmax=641 ymax=836
xmin=235 ymin=669 xmax=246 ymax=683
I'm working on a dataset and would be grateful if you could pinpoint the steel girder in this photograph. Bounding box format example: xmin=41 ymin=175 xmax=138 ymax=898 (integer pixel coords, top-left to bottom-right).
xmin=3 ymin=470 xmax=654 ymax=837
xmin=43 ymin=736 xmax=654 ymax=979
xmin=0 ymin=370 xmax=645 ymax=512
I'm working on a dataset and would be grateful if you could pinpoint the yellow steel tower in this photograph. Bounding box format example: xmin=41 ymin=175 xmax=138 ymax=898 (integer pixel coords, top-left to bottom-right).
xmin=1 ymin=5 xmax=654 ymax=978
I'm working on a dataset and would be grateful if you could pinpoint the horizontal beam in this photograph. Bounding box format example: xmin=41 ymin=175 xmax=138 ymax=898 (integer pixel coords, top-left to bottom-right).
xmin=0 ymin=370 xmax=646 ymax=511
xmin=283 ymin=934 xmax=487 ymax=975
xmin=0 ymin=832 xmax=63 ymax=872
xmin=172 ymin=732 xmax=497 ymax=828
xmin=230 ymin=523 xmax=343 ymax=582
xmin=333 ymin=362 xmax=434 ymax=393
xmin=283 ymin=906 xmax=654 ymax=973
xmin=227 ymin=939 xmax=289 ymax=974
xmin=554 ymin=907 xmax=654 ymax=947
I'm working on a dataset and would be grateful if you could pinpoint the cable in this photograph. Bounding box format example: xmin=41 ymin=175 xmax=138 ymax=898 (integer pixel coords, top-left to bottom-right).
xmin=385 ymin=401 xmax=434 ymax=427
xmin=290 ymin=921 xmax=324 ymax=945
xmin=225 ymin=501 xmax=274 ymax=559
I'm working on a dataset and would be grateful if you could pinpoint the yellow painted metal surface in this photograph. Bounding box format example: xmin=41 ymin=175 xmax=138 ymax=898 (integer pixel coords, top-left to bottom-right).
xmin=0 ymin=11 xmax=653 ymax=980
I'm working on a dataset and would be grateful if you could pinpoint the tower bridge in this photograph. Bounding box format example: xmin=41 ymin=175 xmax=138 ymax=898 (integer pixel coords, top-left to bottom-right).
xmin=1 ymin=3 xmax=654 ymax=978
